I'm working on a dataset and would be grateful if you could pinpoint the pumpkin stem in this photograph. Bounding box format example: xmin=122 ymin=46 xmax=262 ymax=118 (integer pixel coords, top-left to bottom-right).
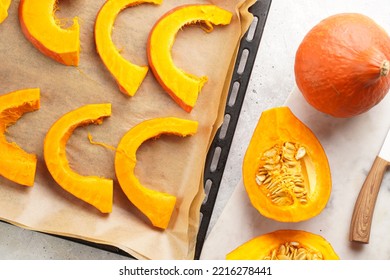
xmin=380 ymin=60 xmax=390 ymax=76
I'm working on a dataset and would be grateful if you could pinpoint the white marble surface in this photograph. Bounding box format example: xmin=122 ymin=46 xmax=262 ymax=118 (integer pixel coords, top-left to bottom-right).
xmin=201 ymin=0 xmax=390 ymax=260
xmin=1 ymin=0 xmax=390 ymax=259
xmin=200 ymin=88 xmax=390 ymax=260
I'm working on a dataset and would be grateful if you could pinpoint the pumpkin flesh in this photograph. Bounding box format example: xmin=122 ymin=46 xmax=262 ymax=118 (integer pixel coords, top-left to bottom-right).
xmin=19 ymin=0 xmax=80 ymax=66
xmin=94 ymin=0 xmax=162 ymax=96
xmin=295 ymin=13 xmax=390 ymax=118
xmin=44 ymin=104 xmax=113 ymax=213
xmin=115 ymin=117 xmax=198 ymax=229
xmin=0 ymin=88 xmax=40 ymax=187
xmin=147 ymin=4 xmax=232 ymax=112
xmin=0 ymin=0 xmax=11 ymax=23
xmin=226 ymin=230 xmax=339 ymax=260
xmin=242 ymin=107 xmax=331 ymax=222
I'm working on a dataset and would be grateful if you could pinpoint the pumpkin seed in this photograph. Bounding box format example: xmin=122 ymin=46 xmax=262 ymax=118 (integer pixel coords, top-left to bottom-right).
xmin=255 ymin=142 xmax=309 ymax=206
xmin=265 ymin=241 xmax=323 ymax=260
xmin=295 ymin=147 xmax=306 ymax=160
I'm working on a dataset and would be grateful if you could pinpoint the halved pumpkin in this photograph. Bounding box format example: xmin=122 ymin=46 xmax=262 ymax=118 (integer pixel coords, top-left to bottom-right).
xmin=0 ymin=0 xmax=11 ymax=23
xmin=147 ymin=4 xmax=232 ymax=112
xmin=115 ymin=117 xmax=198 ymax=229
xmin=226 ymin=230 xmax=339 ymax=260
xmin=19 ymin=0 xmax=80 ymax=66
xmin=242 ymin=107 xmax=331 ymax=222
xmin=0 ymin=88 xmax=40 ymax=187
xmin=95 ymin=0 xmax=162 ymax=96
xmin=44 ymin=104 xmax=113 ymax=213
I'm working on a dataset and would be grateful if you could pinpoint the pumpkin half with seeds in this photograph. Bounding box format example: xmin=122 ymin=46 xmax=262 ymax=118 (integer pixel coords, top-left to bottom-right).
xmin=242 ymin=107 xmax=331 ymax=222
xmin=226 ymin=230 xmax=339 ymax=260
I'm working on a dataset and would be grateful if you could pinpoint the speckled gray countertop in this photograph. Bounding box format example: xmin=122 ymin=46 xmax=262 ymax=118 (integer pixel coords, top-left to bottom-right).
xmin=1 ymin=0 xmax=388 ymax=259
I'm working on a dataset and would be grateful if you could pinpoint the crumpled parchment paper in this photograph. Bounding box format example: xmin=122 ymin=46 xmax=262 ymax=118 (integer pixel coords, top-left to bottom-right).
xmin=0 ymin=0 xmax=255 ymax=259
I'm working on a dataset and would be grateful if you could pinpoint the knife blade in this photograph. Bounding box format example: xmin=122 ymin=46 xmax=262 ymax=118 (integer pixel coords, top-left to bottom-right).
xmin=350 ymin=126 xmax=390 ymax=243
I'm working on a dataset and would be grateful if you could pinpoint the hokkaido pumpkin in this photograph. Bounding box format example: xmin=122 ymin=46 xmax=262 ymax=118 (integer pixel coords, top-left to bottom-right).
xmin=295 ymin=13 xmax=390 ymax=118
xmin=19 ymin=0 xmax=80 ymax=66
xmin=147 ymin=4 xmax=232 ymax=112
xmin=0 ymin=0 xmax=11 ymax=23
xmin=115 ymin=117 xmax=198 ymax=229
xmin=95 ymin=0 xmax=162 ymax=96
xmin=0 ymin=88 xmax=40 ymax=187
xmin=44 ymin=104 xmax=113 ymax=213
xmin=242 ymin=107 xmax=331 ymax=222
xmin=226 ymin=230 xmax=339 ymax=260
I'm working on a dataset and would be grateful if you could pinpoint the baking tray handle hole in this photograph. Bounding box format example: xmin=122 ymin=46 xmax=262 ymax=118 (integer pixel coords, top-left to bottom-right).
xmin=237 ymin=48 xmax=249 ymax=75
xmin=202 ymin=179 xmax=213 ymax=204
xmin=246 ymin=16 xmax=259 ymax=42
xmin=219 ymin=114 xmax=231 ymax=140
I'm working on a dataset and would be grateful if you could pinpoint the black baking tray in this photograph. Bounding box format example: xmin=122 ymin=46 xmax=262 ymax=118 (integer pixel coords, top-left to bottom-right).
xmin=0 ymin=0 xmax=271 ymax=260
xmin=195 ymin=0 xmax=272 ymax=259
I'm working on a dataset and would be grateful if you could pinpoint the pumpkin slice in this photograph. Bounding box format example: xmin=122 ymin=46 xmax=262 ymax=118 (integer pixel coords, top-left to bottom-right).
xmin=242 ymin=107 xmax=331 ymax=222
xmin=147 ymin=4 xmax=232 ymax=112
xmin=19 ymin=0 xmax=80 ymax=66
xmin=0 ymin=88 xmax=40 ymax=187
xmin=226 ymin=230 xmax=339 ymax=260
xmin=0 ymin=0 xmax=11 ymax=23
xmin=95 ymin=0 xmax=162 ymax=96
xmin=115 ymin=117 xmax=198 ymax=229
xmin=44 ymin=104 xmax=113 ymax=213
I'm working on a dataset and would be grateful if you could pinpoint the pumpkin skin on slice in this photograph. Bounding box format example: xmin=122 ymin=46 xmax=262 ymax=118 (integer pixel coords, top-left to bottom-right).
xmin=44 ymin=104 xmax=113 ymax=213
xmin=0 ymin=88 xmax=40 ymax=187
xmin=0 ymin=0 xmax=11 ymax=23
xmin=19 ymin=0 xmax=80 ymax=66
xmin=147 ymin=4 xmax=233 ymax=112
xmin=226 ymin=230 xmax=339 ymax=260
xmin=95 ymin=0 xmax=162 ymax=96
xmin=115 ymin=117 xmax=198 ymax=229
xmin=242 ymin=107 xmax=331 ymax=222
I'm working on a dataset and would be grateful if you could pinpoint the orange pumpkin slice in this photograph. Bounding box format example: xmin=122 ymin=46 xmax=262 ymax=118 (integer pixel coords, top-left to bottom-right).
xmin=0 ymin=88 xmax=40 ymax=187
xmin=44 ymin=104 xmax=113 ymax=213
xmin=242 ymin=107 xmax=331 ymax=222
xmin=19 ymin=0 xmax=80 ymax=66
xmin=147 ymin=4 xmax=232 ymax=112
xmin=0 ymin=0 xmax=11 ymax=23
xmin=226 ymin=230 xmax=339 ymax=260
xmin=115 ymin=117 xmax=198 ymax=229
xmin=95 ymin=0 xmax=161 ymax=96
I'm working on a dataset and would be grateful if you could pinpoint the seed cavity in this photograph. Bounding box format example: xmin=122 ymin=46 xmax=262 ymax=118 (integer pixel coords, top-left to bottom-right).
xmin=264 ymin=241 xmax=323 ymax=260
xmin=255 ymin=142 xmax=308 ymax=206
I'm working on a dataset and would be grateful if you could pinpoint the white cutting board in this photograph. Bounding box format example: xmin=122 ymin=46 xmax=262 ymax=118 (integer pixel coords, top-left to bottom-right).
xmin=200 ymin=87 xmax=390 ymax=260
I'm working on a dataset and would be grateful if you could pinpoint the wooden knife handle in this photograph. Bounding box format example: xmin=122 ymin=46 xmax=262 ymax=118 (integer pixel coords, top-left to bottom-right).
xmin=350 ymin=156 xmax=389 ymax=243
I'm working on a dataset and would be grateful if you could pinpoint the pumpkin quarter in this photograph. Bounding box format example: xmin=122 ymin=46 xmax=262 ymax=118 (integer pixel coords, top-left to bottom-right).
xmin=94 ymin=0 xmax=162 ymax=96
xmin=0 ymin=0 xmax=11 ymax=23
xmin=44 ymin=104 xmax=113 ymax=213
xmin=115 ymin=117 xmax=198 ymax=229
xmin=147 ymin=4 xmax=232 ymax=112
xmin=242 ymin=107 xmax=331 ymax=222
xmin=0 ymin=88 xmax=40 ymax=187
xmin=19 ymin=0 xmax=80 ymax=66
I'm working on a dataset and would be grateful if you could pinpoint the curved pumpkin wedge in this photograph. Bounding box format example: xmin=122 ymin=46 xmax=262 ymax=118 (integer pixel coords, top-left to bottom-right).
xmin=226 ymin=230 xmax=339 ymax=260
xmin=243 ymin=107 xmax=331 ymax=222
xmin=147 ymin=4 xmax=232 ymax=112
xmin=0 ymin=88 xmax=40 ymax=187
xmin=95 ymin=0 xmax=162 ymax=96
xmin=44 ymin=104 xmax=113 ymax=213
xmin=115 ymin=117 xmax=198 ymax=229
xmin=19 ymin=0 xmax=80 ymax=66
xmin=0 ymin=0 xmax=11 ymax=23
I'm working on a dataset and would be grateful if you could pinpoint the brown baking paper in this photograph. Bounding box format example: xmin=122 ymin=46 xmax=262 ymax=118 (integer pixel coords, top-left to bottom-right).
xmin=0 ymin=0 xmax=255 ymax=259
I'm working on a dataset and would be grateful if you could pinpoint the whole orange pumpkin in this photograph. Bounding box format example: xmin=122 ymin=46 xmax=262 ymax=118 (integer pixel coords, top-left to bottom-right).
xmin=294 ymin=13 xmax=390 ymax=118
